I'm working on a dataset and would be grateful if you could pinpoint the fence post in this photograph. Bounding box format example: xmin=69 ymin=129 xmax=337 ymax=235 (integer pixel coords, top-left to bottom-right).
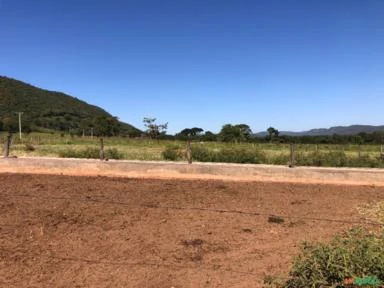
xmin=289 ymin=143 xmax=295 ymax=168
xmin=186 ymin=139 xmax=192 ymax=164
xmin=381 ymin=144 xmax=384 ymax=160
xmin=3 ymin=133 xmax=11 ymax=158
xmin=99 ymin=137 xmax=105 ymax=160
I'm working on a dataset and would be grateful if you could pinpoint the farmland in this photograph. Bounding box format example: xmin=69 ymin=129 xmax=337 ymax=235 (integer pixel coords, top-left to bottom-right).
xmin=1 ymin=173 xmax=384 ymax=287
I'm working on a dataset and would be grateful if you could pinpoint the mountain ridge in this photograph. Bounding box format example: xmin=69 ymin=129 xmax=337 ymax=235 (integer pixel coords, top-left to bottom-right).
xmin=0 ymin=76 xmax=141 ymax=136
xmin=255 ymin=125 xmax=384 ymax=137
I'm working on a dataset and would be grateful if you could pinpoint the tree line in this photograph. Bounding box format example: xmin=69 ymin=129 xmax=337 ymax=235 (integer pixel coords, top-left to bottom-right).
xmin=2 ymin=114 xmax=384 ymax=145
xmin=172 ymin=125 xmax=384 ymax=145
xmin=142 ymin=119 xmax=384 ymax=145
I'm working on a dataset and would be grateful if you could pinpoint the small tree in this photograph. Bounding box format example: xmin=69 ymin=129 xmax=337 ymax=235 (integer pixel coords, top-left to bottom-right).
xmin=267 ymin=126 xmax=279 ymax=142
xmin=143 ymin=118 xmax=168 ymax=139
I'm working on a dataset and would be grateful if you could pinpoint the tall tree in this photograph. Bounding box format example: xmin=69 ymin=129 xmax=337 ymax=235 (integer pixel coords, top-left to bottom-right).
xmin=93 ymin=116 xmax=121 ymax=137
xmin=219 ymin=124 xmax=252 ymax=143
xmin=236 ymin=124 xmax=252 ymax=141
xmin=267 ymin=127 xmax=279 ymax=142
xmin=177 ymin=127 xmax=204 ymax=139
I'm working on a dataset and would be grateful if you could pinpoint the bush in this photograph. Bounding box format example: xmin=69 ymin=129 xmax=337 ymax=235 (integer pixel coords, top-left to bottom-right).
xmin=24 ymin=143 xmax=35 ymax=152
xmin=296 ymin=151 xmax=348 ymax=167
xmin=59 ymin=147 xmax=123 ymax=159
xmin=294 ymin=151 xmax=383 ymax=168
xmin=265 ymin=227 xmax=384 ymax=288
xmin=217 ymin=147 xmax=266 ymax=164
xmin=59 ymin=147 xmax=99 ymax=159
xmin=347 ymin=155 xmax=382 ymax=168
xmin=105 ymin=148 xmax=124 ymax=159
xmin=271 ymin=153 xmax=291 ymax=165
xmin=191 ymin=145 xmax=266 ymax=164
xmin=162 ymin=145 xmax=183 ymax=161
xmin=191 ymin=145 xmax=216 ymax=162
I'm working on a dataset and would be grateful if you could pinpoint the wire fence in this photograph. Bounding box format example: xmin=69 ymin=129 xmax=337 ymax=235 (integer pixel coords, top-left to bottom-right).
xmin=2 ymin=192 xmax=383 ymax=228
xmin=2 ymin=132 xmax=384 ymax=167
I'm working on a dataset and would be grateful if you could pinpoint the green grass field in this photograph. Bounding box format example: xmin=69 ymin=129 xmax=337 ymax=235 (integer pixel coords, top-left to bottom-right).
xmin=3 ymin=132 xmax=384 ymax=168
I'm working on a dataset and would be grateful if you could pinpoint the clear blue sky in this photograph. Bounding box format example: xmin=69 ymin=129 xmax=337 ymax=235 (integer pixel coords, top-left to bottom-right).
xmin=1 ymin=0 xmax=383 ymax=134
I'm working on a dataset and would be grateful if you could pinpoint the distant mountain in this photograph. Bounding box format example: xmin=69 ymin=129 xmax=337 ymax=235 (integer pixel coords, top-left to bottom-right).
xmin=255 ymin=125 xmax=384 ymax=137
xmin=0 ymin=76 xmax=141 ymax=136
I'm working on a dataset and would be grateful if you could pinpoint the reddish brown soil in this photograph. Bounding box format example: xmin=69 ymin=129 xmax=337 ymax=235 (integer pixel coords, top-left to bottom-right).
xmin=1 ymin=173 xmax=384 ymax=288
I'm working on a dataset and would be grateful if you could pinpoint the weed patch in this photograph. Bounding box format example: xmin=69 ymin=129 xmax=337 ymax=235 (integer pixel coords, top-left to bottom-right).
xmin=264 ymin=227 xmax=384 ymax=288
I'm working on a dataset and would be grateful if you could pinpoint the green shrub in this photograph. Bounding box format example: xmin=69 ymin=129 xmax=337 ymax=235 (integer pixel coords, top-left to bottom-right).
xmin=293 ymin=151 xmax=383 ymax=168
xmin=347 ymin=155 xmax=382 ymax=168
xmin=59 ymin=147 xmax=99 ymax=158
xmin=162 ymin=145 xmax=183 ymax=161
xmin=265 ymin=227 xmax=384 ymax=288
xmin=296 ymin=151 xmax=348 ymax=167
xmin=217 ymin=147 xmax=266 ymax=164
xmin=105 ymin=148 xmax=124 ymax=159
xmin=191 ymin=145 xmax=266 ymax=164
xmin=191 ymin=145 xmax=216 ymax=162
xmin=271 ymin=153 xmax=291 ymax=165
xmin=59 ymin=147 xmax=123 ymax=159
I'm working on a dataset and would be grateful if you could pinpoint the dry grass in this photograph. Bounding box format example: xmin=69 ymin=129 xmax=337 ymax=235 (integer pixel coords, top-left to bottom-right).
xmin=357 ymin=201 xmax=384 ymax=224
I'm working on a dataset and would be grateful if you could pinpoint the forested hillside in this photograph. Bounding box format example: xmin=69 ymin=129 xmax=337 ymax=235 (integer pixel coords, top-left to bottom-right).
xmin=0 ymin=76 xmax=141 ymax=136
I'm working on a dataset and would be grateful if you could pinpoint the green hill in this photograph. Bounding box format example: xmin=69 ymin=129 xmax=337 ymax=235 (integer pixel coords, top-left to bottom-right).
xmin=0 ymin=76 xmax=141 ymax=136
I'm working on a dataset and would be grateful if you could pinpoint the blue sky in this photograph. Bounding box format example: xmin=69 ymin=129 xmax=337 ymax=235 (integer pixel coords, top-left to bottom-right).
xmin=1 ymin=0 xmax=383 ymax=134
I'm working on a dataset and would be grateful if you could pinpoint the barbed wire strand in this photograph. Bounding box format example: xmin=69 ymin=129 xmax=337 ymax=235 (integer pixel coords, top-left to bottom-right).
xmin=1 ymin=193 xmax=383 ymax=227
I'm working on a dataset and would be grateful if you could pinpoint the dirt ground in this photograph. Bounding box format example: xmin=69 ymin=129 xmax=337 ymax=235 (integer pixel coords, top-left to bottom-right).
xmin=1 ymin=173 xmax=384 ymax=288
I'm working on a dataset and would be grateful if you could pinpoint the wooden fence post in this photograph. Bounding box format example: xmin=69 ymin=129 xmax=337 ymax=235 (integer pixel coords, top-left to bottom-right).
xmin=381 ymin=144 xmax=384 ymax=161
xmin=99 ymin=137 xmax=105 ymax=160
xmin=289 ymin=143 xmax=295 ymax=168
xmin=186 ymin=140 xmax=192 ymax=164
xmin=3 ymin=133 xmax=11 ymax=158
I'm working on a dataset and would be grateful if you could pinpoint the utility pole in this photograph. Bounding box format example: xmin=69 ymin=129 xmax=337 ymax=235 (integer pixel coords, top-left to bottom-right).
xmin=15 ymin=112 xmax=23 ymax=140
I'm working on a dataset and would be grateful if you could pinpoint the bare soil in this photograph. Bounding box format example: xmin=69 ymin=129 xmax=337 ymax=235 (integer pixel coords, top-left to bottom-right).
xmin=1 ymin=173 xmax=384 ymax=288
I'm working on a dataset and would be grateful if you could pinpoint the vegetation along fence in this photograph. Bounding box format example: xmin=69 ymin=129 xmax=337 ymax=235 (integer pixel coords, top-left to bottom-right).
xmin=2 ymin=132 xmax=384 ymax=168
